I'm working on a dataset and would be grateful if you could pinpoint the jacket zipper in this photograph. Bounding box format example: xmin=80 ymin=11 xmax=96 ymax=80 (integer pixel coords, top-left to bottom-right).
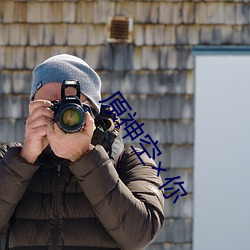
xmin=52 ymin=160 xmax=62 ymax=250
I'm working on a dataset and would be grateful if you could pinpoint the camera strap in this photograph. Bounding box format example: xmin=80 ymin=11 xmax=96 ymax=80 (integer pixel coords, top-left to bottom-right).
xmin=94 ymin=112 xmax=113 ymax=159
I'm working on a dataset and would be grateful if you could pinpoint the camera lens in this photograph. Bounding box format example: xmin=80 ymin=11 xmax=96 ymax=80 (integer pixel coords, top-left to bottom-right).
xmin=55 ymin=104 xmax=85 ymax=133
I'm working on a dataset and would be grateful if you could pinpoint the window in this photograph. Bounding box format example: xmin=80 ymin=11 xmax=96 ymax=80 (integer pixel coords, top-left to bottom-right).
xmin=193 ymin=47 xmax=250 ymax=250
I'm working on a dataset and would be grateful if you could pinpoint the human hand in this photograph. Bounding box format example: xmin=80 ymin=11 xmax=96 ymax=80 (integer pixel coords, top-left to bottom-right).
xmin=21 ymin=100 xmax=54 ymax=164
xmin=46 ymin=112 xmax=95 ymax=162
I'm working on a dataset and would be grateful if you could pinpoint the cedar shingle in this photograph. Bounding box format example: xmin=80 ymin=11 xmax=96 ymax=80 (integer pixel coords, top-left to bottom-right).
xmin=0 ymin=71 xmax=12 ymax=94
xmin=2 ymin=1 xmax=14 ymax=23
xmin=176 ymin=48 xmax=193 ymax=70
xmin=98 ymin=71 xmax=112 ymax=94
xmin=164 ymin=192 xmax=193 ymax=218
xmin=34 ymin=47 xmax=51 ymax=67
xmin=110 ymin=72 xmax=121 ymax=93
xmin=183 ymin=2 xmax=194 ymax=24
xmin=41 ymin=2 xmax=62 ymax=23
xmin=171 ymin=144 xmax=193 ymax=169
xmin=139 ymin=95 xmax=148 ymax=120
xmin=87 ymin=25 xmax=106 ymax=45
xmin=52 ymin=2 xmax=62 ymax=23
xmin=141 ymin=46 xmax=160 ymax=70
xmin=147 ymin=97 xmax=161 ymax=119
xmin=187 ymin=25 xmax=199 ymax=45
xmin=98 ymin=46 xmax=113 ymax=71
xmin=0 ymin=24 xmax=9 ymax=45
xmin=159 ymin=3 xmax=182 ymax=24
xmin=133 ymin=47 xmax=142 ymax=70
xmin=150 ymin=2 xmax=159 ymax=24
xmin=126 ymin=95 xmax=140 ymax=118
xmin=2 ymin=96 xmax=23 ymax=119
xmin=172 ymin=120 xmax=193 ymax=144
xmin=28 ymin=24 xmax=44 ymax=46
xmin=25 ymin=46 xmax=36 ymax=70
xmin=181 ymin=95 xmax=193 ymax=119
xmin=62 ymin=2 xmax=76 ymax=23
xmin=115 ymin=2 xmax=136 ymax=20
xmin=0 ymin=119 xmax=16 ymax=143
xmin=224 ymin=3 xmax=236 ymax=24
xmin=93 ymin=1 xmax=115 ymax=24
xmin=232 ymin=25 xmax=242 ymax=44
xmin=119 ymin=71 xmax=136 ymax=94
xmin=12 ymin=71 xmax=32 ymax=94
xmin=76 ymin=2 xmax=94 ymax=23
xmin=160 ymin=95 xmax=172 ymax=119
xmin=27 ymin=2 xmax=42 ymax=23
xmin=176 ymin=25 xmax=189 ymax=45
xmin=160 ymin=95 xmax=193 ymax=120
xmin=0 ymin=101 xmax=3 ymax=119
xmin=43 ymin=25 xmax=54 ymax=46
xmin=84 ymin=46 xmax=101 ymax=69
xmin=51 ymin=46 xmax=75 ymax=58
xmin=154 ymin=25 xmax=166 ymax=46
xmin=236 ymin=3 xmax=249 ymax=24
xmin=155 ymin=218 xmax=192 ymax=243
xmin=145 ymin=25 xmax=154 ymax=46
xmin=0 ymin=2 xmax=3 ymax=23
xmin=54 ymin=24 xmax=67 ymax=45
xmin=195 ymin=2 xmax=207 ymax=24
xmin=134 ymin=71 xmax=152 ymax=95
xmin=135 ymin=2 xmax=152 ymax=23
xmin=14 ymin=2 xmax=27 ymax=22
xmin=186 ymin=70 xmax=194 ymax=95
xmin=167 ymin=46 xmax=178 ymax=69
xmin=41 ymin=2 xmax=55 ymax=23
xmin=172 ymin=2 xmax=182 ymax=24
xmin=199 ymin=26 xmax=214 ymax=44
xmin=242 ymin=25 xmax=250 ymax=44
xmin=157 ymin=144 xmax=171 ymax=170
xmin=14 ymin=47 xmax=25 ymax=70
xmin=145 ymin=120 xmax=166 ymax=145
xmin=150 ymin=72 xmax=169 ymax=95
xmin=15 ymin=118 xmax=26 ymax=143
xmin=207 ymin=3 xmax=224 ymax=24
xmin=168 ymin=71 xmax=186 ymax=94
xmin=4 ymin=47 xmax=14 ymax=69
xmin=165 ymin=25 xmax=176 ymax=45
xmin=219 ymin=25 xmax=233 ymax=44
xmin=112 ymin=45 xmax=127 ymax=71
xmin=21 ymin=98 xmax=29 ymax=116
xmin=133 ymin=24 xmax=144 ymax=46
xmin=159 ymin=3 xmax=173 ymax=24
xmin=67 ymin=24 xmax=87 ymax=46
xmin=162 ymin=169 xmax=193 ymax=193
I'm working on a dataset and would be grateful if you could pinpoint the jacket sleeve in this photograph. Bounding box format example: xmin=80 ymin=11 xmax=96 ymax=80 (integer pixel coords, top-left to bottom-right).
xmin=0 ymin=144 xmax=39 ymax=235
xmin=69 ymin=145 xmax=165 ymax=250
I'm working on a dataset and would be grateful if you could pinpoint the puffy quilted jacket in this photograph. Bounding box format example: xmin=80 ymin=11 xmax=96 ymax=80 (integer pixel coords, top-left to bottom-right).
xmin=0 ymin=109 xmax=164 ymax=250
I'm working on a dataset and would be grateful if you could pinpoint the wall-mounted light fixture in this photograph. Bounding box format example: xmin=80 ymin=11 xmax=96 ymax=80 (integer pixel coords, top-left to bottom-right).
xmin=107 ymin=16 xmax=133 ymax=43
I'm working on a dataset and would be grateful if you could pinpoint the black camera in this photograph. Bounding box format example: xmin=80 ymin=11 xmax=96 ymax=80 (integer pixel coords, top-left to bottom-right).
xmin=50 ymin=80 xmax=92 ymax=133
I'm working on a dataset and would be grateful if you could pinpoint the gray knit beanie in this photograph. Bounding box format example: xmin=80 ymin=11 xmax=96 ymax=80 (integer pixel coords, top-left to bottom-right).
xmin=31 ymin=54 xmax=101 ymax=113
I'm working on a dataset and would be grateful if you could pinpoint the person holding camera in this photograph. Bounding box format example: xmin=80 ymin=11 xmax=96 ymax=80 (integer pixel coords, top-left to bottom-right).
xmin=0 ymin=54 xmax=164 ymax=250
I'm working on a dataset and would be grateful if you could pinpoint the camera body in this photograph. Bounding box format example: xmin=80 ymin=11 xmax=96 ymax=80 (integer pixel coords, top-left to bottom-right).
xmin=50 ymin=80 xmax=92 ymax=133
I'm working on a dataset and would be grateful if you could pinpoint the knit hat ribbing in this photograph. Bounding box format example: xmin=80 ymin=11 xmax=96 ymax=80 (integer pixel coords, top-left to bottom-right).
xmin=30 ymin=54 xmax=101 ymax=113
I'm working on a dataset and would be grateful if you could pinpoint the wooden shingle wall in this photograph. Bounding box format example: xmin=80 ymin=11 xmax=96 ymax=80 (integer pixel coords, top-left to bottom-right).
xmin=0 ymin=1 xmax=249 ymax=249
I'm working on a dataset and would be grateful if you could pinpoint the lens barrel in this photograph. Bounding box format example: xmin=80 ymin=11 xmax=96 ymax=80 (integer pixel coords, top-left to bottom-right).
xmin=55 ymin=103 xmax=85 ymax=133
